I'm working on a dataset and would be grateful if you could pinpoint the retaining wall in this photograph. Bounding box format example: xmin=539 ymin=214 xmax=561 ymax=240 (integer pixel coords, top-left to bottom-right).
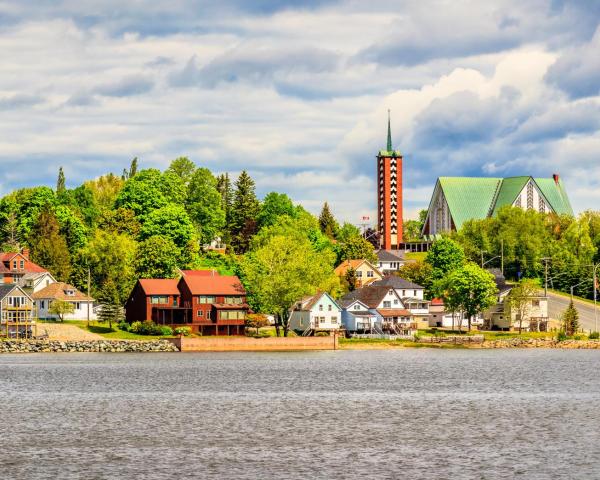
xmin=169 ymin=335 xmax=338 ymax=351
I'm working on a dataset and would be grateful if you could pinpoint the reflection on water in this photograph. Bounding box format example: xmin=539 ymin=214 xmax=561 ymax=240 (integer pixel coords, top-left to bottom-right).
xmin=1 ymin=349 xmax=599 ymax=479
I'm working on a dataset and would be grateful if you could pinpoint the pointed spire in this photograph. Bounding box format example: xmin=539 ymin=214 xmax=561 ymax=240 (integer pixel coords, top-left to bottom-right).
xmin=386 ymin=109 xmax=392 ymax=152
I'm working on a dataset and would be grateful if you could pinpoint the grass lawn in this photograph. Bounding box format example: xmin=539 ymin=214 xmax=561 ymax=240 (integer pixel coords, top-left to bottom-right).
xmin=405 ymin=252 xmax=427 ymax=261
xmin=63 ymin=320 xmax=170 ymax=340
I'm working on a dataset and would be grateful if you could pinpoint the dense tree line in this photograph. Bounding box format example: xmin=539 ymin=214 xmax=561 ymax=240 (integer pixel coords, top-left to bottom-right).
xmin=0 ymin=158 xmax=377 ymax=326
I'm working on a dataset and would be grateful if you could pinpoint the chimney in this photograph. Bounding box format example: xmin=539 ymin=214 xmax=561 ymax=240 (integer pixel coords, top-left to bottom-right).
xmin=552 ymin=173 xmax=560 ymax=185
xmin=21 ymin=248 xmax=29 ymax=260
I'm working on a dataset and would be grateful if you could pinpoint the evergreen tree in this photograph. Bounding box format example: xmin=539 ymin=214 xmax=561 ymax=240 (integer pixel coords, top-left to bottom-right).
xmin=56 ymin=167 xmax=66 ymax=194
xmin=216 ymin=173 xmax=233 ymax=224
xmin=129 ymin=157 xmax=138 ymax=178
xmin=562 ymin=300 xmax=579 ymax=336
xmin=28 ymin=206 xmax=72 ymax=281
xmin=345 ymin=267 xmax=358 ymax=292
xmin=230 ymin=171 xmax=260 ymax=253
xmin=319 ymin=202 xmax=339 ymax=239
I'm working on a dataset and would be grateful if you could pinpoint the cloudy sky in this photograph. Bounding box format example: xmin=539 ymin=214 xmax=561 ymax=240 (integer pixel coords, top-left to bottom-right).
xmin=1 ymin=0 xmax=599 ymax=223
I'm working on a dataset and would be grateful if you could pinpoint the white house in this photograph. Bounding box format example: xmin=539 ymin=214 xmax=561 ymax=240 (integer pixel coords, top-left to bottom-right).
xmin=340 ymin=299 xmax=380 ymax=333
xmin=371 ymin=276 xmax=430 ymax=326
xmin=21 ymin=272 xmax=56 ymax=293
xmin=288 ymin=291 xmax=342 ymax=335
xmin=33 ymin=282 xmax=97 ymax=321
xmin=375 ymin=250 xmax=408 ymax=274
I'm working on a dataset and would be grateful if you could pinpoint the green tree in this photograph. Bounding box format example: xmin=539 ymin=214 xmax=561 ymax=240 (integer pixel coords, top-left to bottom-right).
xmin=135 ymin=236 xmax=180 ymax=279
xmin=240 ymin=234 xmax=338 ymax=336
xmin=129 ymin=157 xmax=138 ymax=178
xmin=74 ymin=230 xmax=137 ymax=306
xmin=28 ymin=207 xmax=72 ymax=281
xmin=98 ymin=208 xmax=141 ymax=237
xmin=337 ymin=235 xmax=377 ymax=264
xmin=140 ymin=205 xmax=196 ymax=250
xmin=56 ymin=167 xmax=66 ymax=194
xmin=186 ymin=168 xmax=225 ymax=244
xmin=434 ymin=263 xmax=498 ymax=331
xmin=85 ymin=173 xmax=124 ymax=210
xmin=337 ymin=222 xmax=361 ymax=243
xmin=167 ymin=157 xmax=196 ymax=186
xmin=396 ymin=262 xmax=434 ymax=296
xmin=97 ymin=302 xmax=124 ymax=330
xmin=403 ymin=220 xmax=423 ymax=241
xmin=230 ymin=170 xmax=260 ymax=253
xmin=562 ymin=300 xmax=580 ymax=336
xmin=257 ymin=192 xmax=297 ymax=229
xmin=48 ymin=300 xmax=74 ymax=322
xmin=54 ymin=205 xmax=88 ymax=253
xmin=344 ymin=267 xmax=358 ymax=292
xmin=319 ymin=202 xmax=339 ymax=239
xmin=216 ymin=173 xmax=233 ymax=225
xmin=506 ymin=278 xmax=541 ymax=333
xmin=426 ymin=237 xmax=466 ymax=280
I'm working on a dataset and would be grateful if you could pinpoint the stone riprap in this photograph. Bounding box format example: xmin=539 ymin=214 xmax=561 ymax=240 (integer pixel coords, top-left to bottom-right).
xmin=0 ymin=339 xmax=179 ymax=353
xmin=482 ymin=338 xmax=600 ymax=349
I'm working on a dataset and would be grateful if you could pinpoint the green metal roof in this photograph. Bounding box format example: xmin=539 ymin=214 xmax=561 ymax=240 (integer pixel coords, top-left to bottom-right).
xmin=438 ymin=177 xmax=502 ymax=230
xmin=534 ymin=177 xmax=574 ymax=216
xmin=435 ymin=175 xmax=574 ymax=230
xmin=491 ymin=176 xmax=529 ymax=216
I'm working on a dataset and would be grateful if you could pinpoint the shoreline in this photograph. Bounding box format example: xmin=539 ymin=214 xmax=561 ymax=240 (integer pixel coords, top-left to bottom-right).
xmin=2 ymin=337 xmax=600 ymax=352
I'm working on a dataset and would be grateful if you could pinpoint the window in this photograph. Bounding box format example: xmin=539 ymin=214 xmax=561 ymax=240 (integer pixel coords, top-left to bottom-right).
xmin=331 ymin=317 xmax=338 ymax=323
xmin=224 ymin=296 xmax=243 ymax=304
xmin=75 ymin=302 xmax=80 ymax=310
xmin=402 ymin=290 xmax=406 ymax=296
xmin=198 ymin=296 xmax=216 ymax=304
xmin=40 ymin=300 xmax=45 ymax=309
xmin=354 ymin=305 xmax=360 ymax=310
xmin=150 ymin=296 xmax=168 ymax=304
xmin=383 ymin=301 xmax=391 ymax=308
xmin=12 ymin=260 xmax=17 ymax=270
xmin=532 ymin=300 xmax=540 ymax=307
xmin=319 ymin=317 xmax=326 ymax=324
xmin=319 ymin=304 xmax=323 ymax=311
xmin=328 ymin=304 xmax=332 ymax=311
xmin=393 ymin=299 xmax=398 ymax=305
xmin=197 ymin=310 xmax=204 ymax=317
xmin=206 ymin=311 xmax=211 ymax=320
xmin=173 ymin=298 xmax=178 ymax=306
xmin=367 ymin=271 xmax=374 ymax=278
xmin=414 ymin=290 xmax=417 ymax=297
xmin=356 ymin=271 xmax=363 ymax=278
xmin=527 ymin=182 xmax=534 ymax=209
xmin=19 ymin=260 xmax=24 ymax=269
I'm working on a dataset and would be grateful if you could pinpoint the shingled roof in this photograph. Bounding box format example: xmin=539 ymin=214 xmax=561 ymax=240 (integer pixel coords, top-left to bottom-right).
xmin=340 ymin=285 xmax=393 ymax=309
xmin=32 ymin=282 xmax=94 ymax=301
xmin=371 ymin=276 xmax=423 ymax=290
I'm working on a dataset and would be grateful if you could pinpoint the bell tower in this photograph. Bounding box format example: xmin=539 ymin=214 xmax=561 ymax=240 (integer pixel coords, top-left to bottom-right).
xmin=377 ymin=111 xmax=403 ymax=250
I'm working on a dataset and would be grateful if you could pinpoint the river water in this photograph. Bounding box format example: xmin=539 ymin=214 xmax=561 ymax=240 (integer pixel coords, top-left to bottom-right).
xmin=1 ymin=349 xmax=599 ymax=479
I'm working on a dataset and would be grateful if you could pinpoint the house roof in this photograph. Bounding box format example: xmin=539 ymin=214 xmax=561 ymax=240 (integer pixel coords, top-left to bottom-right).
xmin=430 ymin=175 xmax=574 ymax=231
xmin=334 ymin=259 xmax=381 ymax=276
xmin=349 ymin=310 xmax=374 ymax=316
xmin=0 ymin=283 xmax=31 ymax=301
xmin=293 ymin=291 xmax=340 ymax=311
xmin=341 ymin=286 xmax=394 ymax=309
xmin=376 ymin=308 xmax=411 ymax=317
xmin=139 ymin=279 xmax=180 ymax=295
xmin=0 ymin=252 xmax=49 ymax=273
xmin=371 ymin=276 xmax=423 ymax=290
xmin=430 ymin=298 xmax=445 ymax=306
xmin=376 ymin=250 xmax=406 ymax=262
xmin=32 ymin=282 xmax=94 ymax=301
xmin=182 ymin=275 xmax=246 ymax=296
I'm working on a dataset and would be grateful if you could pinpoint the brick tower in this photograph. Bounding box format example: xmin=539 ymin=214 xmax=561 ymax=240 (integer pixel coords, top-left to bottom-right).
xmin=377 ymin=111 xmax=403 ymax=250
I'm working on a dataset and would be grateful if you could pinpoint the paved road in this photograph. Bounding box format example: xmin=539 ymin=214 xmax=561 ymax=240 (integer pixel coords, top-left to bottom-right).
xmin=547 ymin=292 xmax=599 ymax=332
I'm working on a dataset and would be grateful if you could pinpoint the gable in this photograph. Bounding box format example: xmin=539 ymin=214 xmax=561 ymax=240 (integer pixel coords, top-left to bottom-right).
xmin=309 ymin=292 xmax=341 ymax=312
xmin=345 ymin=299 xmax=370 ymax=311
xmin=375 ymin=288 xmax=404 ymax=309
xmin=534 ymin=177 xmax=574 ymax=216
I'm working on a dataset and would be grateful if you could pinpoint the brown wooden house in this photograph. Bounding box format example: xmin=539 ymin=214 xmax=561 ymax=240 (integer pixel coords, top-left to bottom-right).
xmin=125 ymin=271 xmax=248 ymax=335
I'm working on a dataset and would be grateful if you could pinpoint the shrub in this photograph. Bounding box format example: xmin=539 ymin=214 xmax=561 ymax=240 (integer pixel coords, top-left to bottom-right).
xmin=589 ymin=332 xmax=599 ymax=340
xmin=556 ymin=331 xmax=567 ymax=342
xmin=174 ymin=326 xmax=192 ymax=336
xmin=117 ymin=321 xmax=130 ymax=332
xmin=130 ymin=321 xmax=164 ymax=335
xmin=574 ymin=334 xmax=583 ymax=341
xmin=315 ymin=331 xmax=329 ymax=337
xmin=160 ymin=326 xmax=173 ymax=336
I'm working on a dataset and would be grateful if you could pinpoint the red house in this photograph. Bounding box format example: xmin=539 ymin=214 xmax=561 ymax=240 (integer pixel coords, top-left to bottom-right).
xmin=125 ymin=271 xmax=248 ymax=335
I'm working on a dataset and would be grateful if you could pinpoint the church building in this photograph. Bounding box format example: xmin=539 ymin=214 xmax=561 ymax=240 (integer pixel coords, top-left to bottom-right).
xmin=377 ymin=112 xmax=403 ymax=250
xmin=422 ymin=175 xmax=573 ymax=236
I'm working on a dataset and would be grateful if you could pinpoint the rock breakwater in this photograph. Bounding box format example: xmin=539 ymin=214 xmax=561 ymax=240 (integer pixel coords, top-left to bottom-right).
xmin=0 ymin=339 xmax=179 ymax=353
xmin=482 ymin=338 xmax=600 ymax=349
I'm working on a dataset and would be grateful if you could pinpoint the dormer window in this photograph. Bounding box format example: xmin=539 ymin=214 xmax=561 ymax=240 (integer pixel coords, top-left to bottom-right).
xmin=65 ymin=289 xmax=75 ymax=296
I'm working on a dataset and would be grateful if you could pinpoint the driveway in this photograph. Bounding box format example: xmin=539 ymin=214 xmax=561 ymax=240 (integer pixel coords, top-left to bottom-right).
xmin=37 ymin=322 xmax=104 ymax=341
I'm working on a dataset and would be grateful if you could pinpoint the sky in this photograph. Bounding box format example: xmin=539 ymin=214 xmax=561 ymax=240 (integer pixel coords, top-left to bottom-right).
xmin=1 ymin=0 xmax=599 ymax=224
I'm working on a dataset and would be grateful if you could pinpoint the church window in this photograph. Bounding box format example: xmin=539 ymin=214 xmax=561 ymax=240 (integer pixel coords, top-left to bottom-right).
xmin=515 ymin=195 xmax=521 ymax=208
xmin=539 ymin=198 xmax=546 ymax=213
xmin=527 ymin=182 xmax=534 ymax=209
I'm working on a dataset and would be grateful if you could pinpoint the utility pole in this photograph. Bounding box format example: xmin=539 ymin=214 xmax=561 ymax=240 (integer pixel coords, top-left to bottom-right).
xmin=501 ymin=239 xmax=504 ymax=276
xmin=87 ymin=266 xmax=91 ymax=328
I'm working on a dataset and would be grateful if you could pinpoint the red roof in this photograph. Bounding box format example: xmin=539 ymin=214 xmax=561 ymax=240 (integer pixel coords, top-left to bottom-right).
xmin=0 ymin=252 xmax=48 ymax=273
xmin=182 ymin=275 xmax=246 ymax=295
xmin=430 ymin=298 xmax=445 ymax=306
xmin=377 ymin=309 xmax=411 ymax=317
xmin=139 ymin=279 xmax=180 ymax=295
